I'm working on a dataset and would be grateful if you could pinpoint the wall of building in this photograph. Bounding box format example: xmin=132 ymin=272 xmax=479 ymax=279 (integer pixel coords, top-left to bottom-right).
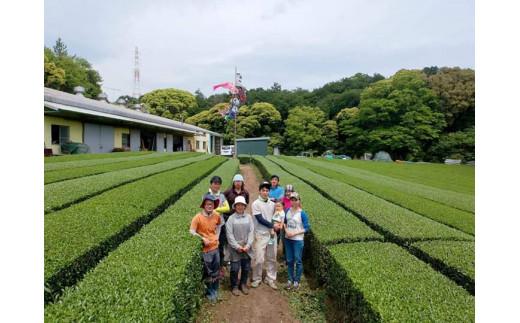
xmin=114 ymin=127 xmax=130 ymax=148
xmin=186 ymin=134 xmax=209 ymax=153
xmin=44 ymin=115 xmax=83 ymax=155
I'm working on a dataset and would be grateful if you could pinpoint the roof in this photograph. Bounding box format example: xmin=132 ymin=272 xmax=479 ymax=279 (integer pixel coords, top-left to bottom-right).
xmin=235 ymin=137 xmax=270 ymax=142
xmin=44 ymin=87 xmax=223 ymax=137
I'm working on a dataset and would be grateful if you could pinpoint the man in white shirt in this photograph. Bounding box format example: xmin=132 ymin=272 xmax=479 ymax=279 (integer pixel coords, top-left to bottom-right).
xmin=251 ymin=181 xmax=281 ymax=289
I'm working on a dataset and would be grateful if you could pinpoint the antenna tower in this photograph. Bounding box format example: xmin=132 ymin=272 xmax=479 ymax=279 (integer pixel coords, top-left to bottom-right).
xmin=133 ymin=46 xmax=141 ymax=98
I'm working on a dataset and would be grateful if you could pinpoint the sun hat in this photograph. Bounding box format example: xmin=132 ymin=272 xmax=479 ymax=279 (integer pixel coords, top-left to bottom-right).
xmin=232 ymin=196 xmax=247 ymax=209
xmin=200 ymin=193 xmax=220 ymax=209
xmin=259 ymin=181 xmax=271 ymax=191
xmin=232 ymin=174 xmax=244 ymax=182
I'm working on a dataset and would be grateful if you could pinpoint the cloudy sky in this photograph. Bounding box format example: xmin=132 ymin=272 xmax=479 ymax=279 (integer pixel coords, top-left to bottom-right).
xmin=45 ymin=0 xmax=474 ymax=101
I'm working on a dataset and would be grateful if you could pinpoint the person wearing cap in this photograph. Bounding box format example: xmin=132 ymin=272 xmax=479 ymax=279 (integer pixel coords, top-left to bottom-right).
xmin=207 ymin=176 xmax=231 ymax=270
xmin=281 ymin=184 xmax=294 ymax=211
xmin=251 ymin=181 xmax=280 ymax=289
xmin=284 ymin=191 xmax=310 ymax=290
xmin=225 ymin=196 xmax=254 ymax=296
xmin=190 ymin=193 xmax=223 ymax=303
xmin=268 ymin=175 xmax=285 ymax=202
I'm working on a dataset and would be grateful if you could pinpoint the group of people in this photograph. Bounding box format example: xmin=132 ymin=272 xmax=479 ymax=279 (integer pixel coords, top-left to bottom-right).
xmin=189 ymin=174 xmax=310 ymax=303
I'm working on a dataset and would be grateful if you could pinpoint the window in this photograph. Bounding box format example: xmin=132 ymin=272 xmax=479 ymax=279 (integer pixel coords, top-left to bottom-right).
xmin=122 ymin=133 xmax=130 ymax=148
xmin=51 ymin=125 xmax=70 ymax=144
xmin=203 ymin=141 xmax=207 ymax=150
xmin=196 ymin=140 xmax=200 ymax=150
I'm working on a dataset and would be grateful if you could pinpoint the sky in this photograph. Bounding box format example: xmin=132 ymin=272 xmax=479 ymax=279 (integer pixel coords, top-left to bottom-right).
xmin=44 ymin=0 xmax=474 ymax=101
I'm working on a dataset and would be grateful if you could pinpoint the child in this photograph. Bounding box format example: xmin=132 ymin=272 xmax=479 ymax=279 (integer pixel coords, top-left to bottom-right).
xmin=190 ymin=193 xmax=222 ymax=303
xmin=269 ymin=201 xmax=285 ymax=245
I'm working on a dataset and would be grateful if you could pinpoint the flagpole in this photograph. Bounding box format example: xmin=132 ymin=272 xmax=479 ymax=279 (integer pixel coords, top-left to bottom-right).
xmin=233 ymin=66 xmax=238 ymax=159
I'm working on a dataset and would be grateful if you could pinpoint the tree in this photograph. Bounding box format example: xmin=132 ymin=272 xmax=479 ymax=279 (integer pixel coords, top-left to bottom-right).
xmin=115 ymin=95 xmax=140 ymax=107
xmin=320 ymin=120 xmax=339 ymax=152
xmin=140 ymin=88 xmax=198 ymax=121
xmin=44 ymin=53 xmax=65 ymax=88
xmin=44 ymin=40 xmax=103 ymax=98
xmin=336 ymin=107 xmax=364 ymax=156
xmin=428 ymin=127 xmax=475 ymax=162
xmin=53 ymin=37 xmax=68 ymax=57
xmin=426 ymin=67 xmax=475 ymax=132
xmin=284 ymin=106 xmax=325 ymax=155
xmin=351 ymin=70 xmax=446 ymax=160
xmin=186 ymin=103 xmax=228 ymax=133
xmin=194 ymin=89 xmax=209 ymax=113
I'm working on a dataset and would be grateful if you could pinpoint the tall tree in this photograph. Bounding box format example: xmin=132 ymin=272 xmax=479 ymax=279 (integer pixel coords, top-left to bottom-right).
xmin=140 ymin=88 xmax=198 ymax=121
xmin=426 ymin=67 xmax=475 ymax=132
xmin=351 ymin=70 xmax=445 ymax=160
xmin=44 ymin=39 xmax=103 ymax=98
xmin=284 ymin=106 xmax=326 ymax=155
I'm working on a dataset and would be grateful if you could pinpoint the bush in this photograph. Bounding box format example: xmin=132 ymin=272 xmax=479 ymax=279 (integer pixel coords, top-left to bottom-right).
xmin=282 ymin=156 xmax=475 ymax=234
xmin=44 ymin=157 xmax=224 ymax=303
xmin=45 ymin=160 xmax=239 ymax=321
xmin=45 ymin=154 xmax=210 ymax=213
xmin=324 ymin=242 xmax=474 ymax=322
xmin=45 ymin=152 xmax=195 ymax=184
xmin=269 ymin=156 xmax=473 ymax=242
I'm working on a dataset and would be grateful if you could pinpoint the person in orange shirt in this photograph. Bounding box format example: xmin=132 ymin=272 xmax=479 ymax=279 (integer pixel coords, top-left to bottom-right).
xmin=190 ymin=193 xmax=222 ymax=303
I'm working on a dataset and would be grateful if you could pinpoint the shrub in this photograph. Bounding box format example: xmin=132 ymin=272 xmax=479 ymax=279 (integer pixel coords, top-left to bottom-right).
xmin=44 ymin=157 xmax=224 ymax=303
xmin=45 ymin=160 xmax=239 ymax=321
xmin=45 ymin=154 xmax=211 ymax=213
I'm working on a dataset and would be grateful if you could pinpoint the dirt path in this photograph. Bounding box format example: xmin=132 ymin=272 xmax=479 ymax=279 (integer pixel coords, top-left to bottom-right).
xmin=196 ymin=164 xmax=300 ymax=323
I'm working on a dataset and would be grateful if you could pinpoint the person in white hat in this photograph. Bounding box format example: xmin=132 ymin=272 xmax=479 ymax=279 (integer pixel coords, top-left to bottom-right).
xmin=225 ymin=196 xmax=254 ymax=296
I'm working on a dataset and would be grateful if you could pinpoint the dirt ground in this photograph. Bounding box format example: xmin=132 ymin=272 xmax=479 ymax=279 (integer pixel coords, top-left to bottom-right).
xmin=196 ymin=164 xmax=301 ymax=323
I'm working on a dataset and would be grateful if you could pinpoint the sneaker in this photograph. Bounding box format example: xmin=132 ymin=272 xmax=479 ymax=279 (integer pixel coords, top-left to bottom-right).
xmin=232 ymin=287 xmax=240 ymax=296
xmin=267 ymin=279 xmax=278 ymax=290
xmin=240 ymin=284 xmax=249 ymax=295
xmin=251 ymin=280 xmax=261 ymax=288
xmin=293 ymin=282 xmax=300 ymax=290
xmin=286 ymin=281 xmax=292 ymax=290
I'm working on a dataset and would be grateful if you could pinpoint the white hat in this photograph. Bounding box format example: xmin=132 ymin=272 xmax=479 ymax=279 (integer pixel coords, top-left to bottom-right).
xmin=232 ymin=196 xmax=247 ymax=208
xmin=233 ymin=174 xmax=244 ymax=182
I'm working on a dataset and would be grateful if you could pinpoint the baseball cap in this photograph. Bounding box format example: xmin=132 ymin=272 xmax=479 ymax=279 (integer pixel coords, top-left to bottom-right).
xmin=259 ymin=181 xmax=271 ymax=190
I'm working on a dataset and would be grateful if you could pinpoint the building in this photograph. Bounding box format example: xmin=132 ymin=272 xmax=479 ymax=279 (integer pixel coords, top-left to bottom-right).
xmin=44 ymin=87 xmax=223 ymax=155
xmin=236 ymin=137 xmax=270 ymax=156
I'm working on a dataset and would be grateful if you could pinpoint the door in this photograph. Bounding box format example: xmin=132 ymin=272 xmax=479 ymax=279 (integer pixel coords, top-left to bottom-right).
xmin=84 ymin=123 xmax=114 ymax=153
xmin=130 ymin=129 xmax=140 ymax=151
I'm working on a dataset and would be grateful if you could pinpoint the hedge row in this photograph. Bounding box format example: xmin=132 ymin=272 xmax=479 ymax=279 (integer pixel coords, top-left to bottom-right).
xmin=320 ymin=242 xmax=474 ymax=322
xmin=44 ymin=154 xmax=211 ymax=213
xmin=45 ymin=151 xmax=152 ymax=163
xmin=44 ymin=157 xmax=224 ymax=303
xmin=269 ymin=156 xmax=473 ymax=242
xmin=283 ymin=157 xmax=475 ymax=235
xmin=44 ymin=151 xmax=174 ymax=172
xmin=45 ymin=159 xmax=239 ymax=322
xmin=45 ymin=152 xmax=197 ymax=184
xmin=411 ymin=240 xmax=475 ymax=291
xmin=287 ymin=156 xmax=474 ymax=212
xmin=327 ymin=158 xmax=475 ymax=195
xmin=251 ymin=156 xmax=382 ymax=244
